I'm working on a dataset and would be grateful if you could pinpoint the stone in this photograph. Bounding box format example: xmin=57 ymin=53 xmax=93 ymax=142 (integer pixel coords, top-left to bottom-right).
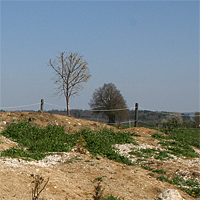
xmin=155 ymin=189 xmax=184 ymax=200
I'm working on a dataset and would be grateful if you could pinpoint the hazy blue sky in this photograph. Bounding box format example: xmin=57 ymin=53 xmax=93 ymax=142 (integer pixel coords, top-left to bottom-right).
xmin=1 ymin=1 xmax=199 ymax=113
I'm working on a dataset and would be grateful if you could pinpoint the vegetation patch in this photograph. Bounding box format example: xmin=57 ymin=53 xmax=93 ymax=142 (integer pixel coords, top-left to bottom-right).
xmin=129 ymin=148 xmax=173 ymax=161
xmin=157 ymin=175 xmax=200 ymax=198
xmin=76 ymin=128 xmax=136 ymax=165
xmin=141 ymin=165 xmax=166 ymax=175
xmin=0 ymin=121 xmax=77 ymax=160
xmin=151 ymin=129 xmax=200 ymax=159
xmin=158 ymin=140 xmax=199 ymax=158
xmin=0 ymin=121 xmax=137 ymax=165
xmin=169 ymin=129 xmax=200 ymax=149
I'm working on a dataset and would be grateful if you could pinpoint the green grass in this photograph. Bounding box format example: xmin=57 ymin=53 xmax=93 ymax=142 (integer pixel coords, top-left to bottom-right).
xmin=169 ymin=129 xmax=200 ymax=149
xmin=76 ymin=128 xmax=137 ymax=165
xmin=157 ymin=175 xmax=200 ymax=198
xmin=158 ymin=140 xmax=199 ymax=158
xmin=129 ymin=148 xmax=173 ymax=161
xmin=0 ymin=121 xmax=137 ymax=165
xmin=1 ymin=122 xmax=199 ymax=198
xmin=152 ymin=129 xmax=200 ymax=149
xmin=0 ymin=122 xmax=77 ymax=160
xmin=141 ymin=165 xmax=166 ymax=174
xmin=151 ymin=129 xmax=200 ymax=159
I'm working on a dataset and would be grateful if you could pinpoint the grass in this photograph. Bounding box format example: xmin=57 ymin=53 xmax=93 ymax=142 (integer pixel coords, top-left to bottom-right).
xmin=75 ymin=128 xmax=137 ymax=165
xmin=169 ymin=129 xmax=200 ymax=149
xmin=152 ymin=129 xmax=200 ymax=149
xmin=1 ymin=121 xmax=200 ymax=198
xmin=158 ymin=140 xmax=199 ymax=158
xmin=0 ymin=121 xmax=77 ymax=160
xmin=152 ymin=127 xmax=200 ymax=198
xmin=157 ymin=175 xmax=200 ymax=198
xmin=151 ymin=130 xmax=200 ymax=159
xmin=129 ymin=148 xmax=174 ymax=161
xmin=0 ymin=121 xmax=137 ymax=165
xmin=141 ymin=165 xmax=166 ymax=175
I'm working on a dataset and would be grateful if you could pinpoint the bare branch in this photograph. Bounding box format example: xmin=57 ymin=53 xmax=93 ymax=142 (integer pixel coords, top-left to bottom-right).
xmin=48 ymin=52 xmax=91 ymax=116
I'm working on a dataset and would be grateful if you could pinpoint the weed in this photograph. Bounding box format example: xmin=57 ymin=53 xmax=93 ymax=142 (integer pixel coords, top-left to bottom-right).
xmin=92 ymin=178 xmax=122 ymax=200
xmin=93 ymin=177 xmax=104 ymax=183
xmin=93 ymin=181 xmax=105 ymax=200
xmin=31 ymin=174 xmax=49 ymax=200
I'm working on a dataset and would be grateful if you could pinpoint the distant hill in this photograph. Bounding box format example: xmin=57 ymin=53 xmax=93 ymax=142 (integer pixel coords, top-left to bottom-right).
xmin=46 ymin=109 xmax=192 ymax=127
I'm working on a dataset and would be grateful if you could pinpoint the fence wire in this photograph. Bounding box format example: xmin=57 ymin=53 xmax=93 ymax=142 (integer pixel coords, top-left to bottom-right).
xmin=0 ymin=101 xmax=199 ymax=122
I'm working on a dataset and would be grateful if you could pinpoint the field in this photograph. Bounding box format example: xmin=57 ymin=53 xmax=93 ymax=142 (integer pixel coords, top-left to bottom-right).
xmin=0 ymin=111 xmax=199 ymax=200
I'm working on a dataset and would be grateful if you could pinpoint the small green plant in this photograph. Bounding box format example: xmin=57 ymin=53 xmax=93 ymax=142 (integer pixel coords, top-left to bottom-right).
xmin=93 ymin=177 xmax=104 ymax=182
xmin=102 ymin=195 xmax=122 ymax=200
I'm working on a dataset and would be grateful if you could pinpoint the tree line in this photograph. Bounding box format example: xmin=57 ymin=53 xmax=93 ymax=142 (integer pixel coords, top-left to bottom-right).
xmin=48 ymin=51 xmax=199 ymax=127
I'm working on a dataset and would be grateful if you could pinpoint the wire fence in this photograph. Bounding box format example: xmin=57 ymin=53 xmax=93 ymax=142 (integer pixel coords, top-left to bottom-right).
xmin=0 ymin=101 xmax=197 ymax=115
xmin=0 ymin=100 xmax=198 ymax=127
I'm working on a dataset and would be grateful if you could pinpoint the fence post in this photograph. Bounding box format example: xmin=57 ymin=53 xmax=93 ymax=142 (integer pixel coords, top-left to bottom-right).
xmin=134 ymin=103 xmax=138 ymax=127
xmin=40 ymin=99 xmax=44 ymax=112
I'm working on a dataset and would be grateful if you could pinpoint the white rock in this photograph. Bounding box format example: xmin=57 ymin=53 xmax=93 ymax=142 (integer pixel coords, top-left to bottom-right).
xmin=156 ymin=189 xmax=184 ymax=200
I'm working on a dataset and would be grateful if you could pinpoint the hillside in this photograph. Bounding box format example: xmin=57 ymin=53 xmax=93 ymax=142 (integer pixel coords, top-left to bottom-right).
xmin=0 ymin=111 xmax=199 ymax=200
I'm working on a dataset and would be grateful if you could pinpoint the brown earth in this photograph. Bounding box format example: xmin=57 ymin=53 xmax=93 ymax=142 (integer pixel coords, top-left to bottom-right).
xmin=0 ymin=111 xmax=199 ymax=200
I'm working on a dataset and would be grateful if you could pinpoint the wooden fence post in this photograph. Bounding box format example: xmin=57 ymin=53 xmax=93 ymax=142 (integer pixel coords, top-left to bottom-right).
xmin=40 ymin=99 xmax=44 ymax=112
xmin=134 ymin=103 xmax=138 ymax=127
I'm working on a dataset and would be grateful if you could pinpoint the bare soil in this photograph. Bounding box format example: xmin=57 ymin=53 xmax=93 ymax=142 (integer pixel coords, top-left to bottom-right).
xmin=0 ymin=111 xmax=199 ymax=200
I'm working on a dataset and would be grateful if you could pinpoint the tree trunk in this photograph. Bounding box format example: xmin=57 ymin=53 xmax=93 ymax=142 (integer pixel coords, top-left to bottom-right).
xmin=108 ymin=113 xmax=115 ymax=124
xmin=66 ymin=96 xmax=70 ymax=116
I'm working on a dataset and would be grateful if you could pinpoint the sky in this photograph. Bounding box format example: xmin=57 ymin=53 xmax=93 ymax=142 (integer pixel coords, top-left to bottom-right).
xmin=1 ymin=0 xmax=199 ymax=113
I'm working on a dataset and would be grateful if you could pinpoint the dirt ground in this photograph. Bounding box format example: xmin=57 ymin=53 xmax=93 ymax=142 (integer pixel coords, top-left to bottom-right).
xmin=0 ymin=111 xmax=199 ymax=200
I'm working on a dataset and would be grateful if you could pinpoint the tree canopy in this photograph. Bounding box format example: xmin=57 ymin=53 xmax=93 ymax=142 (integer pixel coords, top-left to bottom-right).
xmin=89 ymin=83 xmax=129 ymax=124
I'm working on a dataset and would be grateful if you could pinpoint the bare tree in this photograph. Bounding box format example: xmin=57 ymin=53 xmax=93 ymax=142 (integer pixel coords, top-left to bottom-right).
xmin=48 ymin=52 xmax=91 ymax=116
xmin=89 ymin=83 xmax=129 ymax=124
